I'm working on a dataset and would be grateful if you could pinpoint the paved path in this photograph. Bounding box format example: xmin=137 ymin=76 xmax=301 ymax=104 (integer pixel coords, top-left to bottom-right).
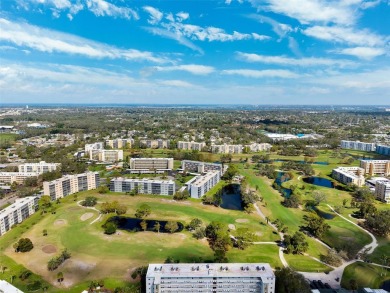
xmin=77 ymin=200 xmax=102 ymax=225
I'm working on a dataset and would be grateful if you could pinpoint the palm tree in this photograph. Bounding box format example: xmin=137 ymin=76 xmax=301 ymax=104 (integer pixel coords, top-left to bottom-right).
xmin=154 ymin=222 xmax=161 ymax=233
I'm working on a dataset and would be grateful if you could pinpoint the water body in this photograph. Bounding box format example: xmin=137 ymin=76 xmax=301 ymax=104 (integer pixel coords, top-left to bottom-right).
xmin=273 ymin=159 xmax=329 ymax=165
xmin=311 ymin=206 xmax=336 ymax=219
xmin=220 ymin=184 xmax=243 ymax=211
xmin=274 ymin=172 xmax=292 ymax=198
xmin=106 ymin=216 xmax=184 ymax=233
xmin=303 ymin=177 xmax=335 ymax=188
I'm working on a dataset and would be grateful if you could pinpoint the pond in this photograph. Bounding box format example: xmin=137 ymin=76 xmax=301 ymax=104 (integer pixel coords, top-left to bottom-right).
xmin=310 ymin=206 xmax=336 ymax=219
xmin=106 ymin=216 xmax=184 ymax=233
xmin=220 ymin=184 xmax=243 ymax=211
xmin=273 ymin=159 xmax=329 ymax=165
xmin=303 ymin=177 xmax=335 ymax=188
xmin=381 ymin=280 xmax=390 ymax=291
xmin=274 ymin=172 xmax=292 ymax=198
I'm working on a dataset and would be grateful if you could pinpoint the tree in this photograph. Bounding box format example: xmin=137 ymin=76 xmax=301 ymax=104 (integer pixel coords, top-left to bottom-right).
xmin=205 ymin=222 xmax=232 ymax=261
xmin=39 ymin=195 xmax=52 ymax=212
xmin=193 ymin=227 xmax=206 ymax=239
xmin=140 ymin=220 xmax=148 ymax=231
xmin=14 ymin=238 xmax=34 ymax=252
xmin=222 ymin=164 xmax=238 ymax=180
xmin=98 ymin=185 xmax=109 ymax=194
xmin=275 ymin=267 xmax=311 ymax=293
xmin=283 ymin=193 xmax=301 ymax=208
xmin=81 ymin=196 xmax=97 ymax=207
xmin=234 ymin=228 xmax=256 ymax=250
xmin=43 ymin=229 xmax=48 ymax=236
xmin=320 ymin=249 xmax=342 ymax=267
xmin=165 ymin=221 xmax=179 ymax=233
xmin=153 ymin=222 xmax=161 ymax=233
xmin=305 ymin=214 xmax=331 ymax=238
xmin=342 ymin=198 xmax=348 ymax=207
xmin=312 ymin=191 xmax=326 ymax=206
xmin=187 ymin=218 xmax=203 ymax=231
xmin=135 ymin=204 xmax=151 ymax=218
xmin=365 ymin=210 xmax=390 ymax=236
xmin=104 ymin=222 xmax=117 ymax=235
xmin=284 ymin=232 xmax=309 ymax=254
xmin=57 ymin=272 xmax=64 ymax=284
xmin=359 ymin=202 xmax=377 ymax=219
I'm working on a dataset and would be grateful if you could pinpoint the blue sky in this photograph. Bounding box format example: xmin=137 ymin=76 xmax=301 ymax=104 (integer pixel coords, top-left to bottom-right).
xmin=0 ymin=0 xmax=389 ymax=104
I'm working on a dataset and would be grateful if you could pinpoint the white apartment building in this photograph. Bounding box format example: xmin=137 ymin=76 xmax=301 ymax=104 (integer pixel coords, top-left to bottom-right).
xmin=43 ymin=172 xmax=100 ymax=201
xmin=332 ymin=167 xmax=365 ymax=187
xmin=85 ymin=142 xmax=104 ymax=153
xmin=140 ymin=139 xmax=170 ymax=149
xmin=211 ymin=144 xmax=243 ymax=154
xmin=177 ymin=141 xmax=206 ymax=151
xmin=105 ymin=138 xmax=133 ymax=149
xmin=129 ymin=158 xmax=174 ymax=174
xmin=0 ymin=196 xmax=38 ymax=236
xmin=0 ymin=172 xmax=39 ymax=184
xmin=340 ymin=140 xmax=376 ymax=152
xmin=187 ymin=170 xmax=220 ymax=199
xmin=181 ymin=160 xmax=225 ymax=175
xmin=146 ymin=263 xmax=275 ymax=293
xmin=90 ymin=149 xmax=124 ymax=162
xmin=247 ymin=143 xmax=272 ymax=152
xmin=110 ymin=178 xmax=175 ymax=195
xmin=360 ymin=160 xmax=390 ymax=176
xmin=375 ymin=179 xmax=390 ymax=203
xmin=18 ymin=161 xmax=60 ymax=174
xmin=0 ymin=280 xmax=25 ymax=292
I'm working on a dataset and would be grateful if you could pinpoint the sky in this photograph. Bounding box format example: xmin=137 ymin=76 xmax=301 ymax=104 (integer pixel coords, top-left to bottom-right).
xmin=0 ymin=0 xmax=389 ymax=105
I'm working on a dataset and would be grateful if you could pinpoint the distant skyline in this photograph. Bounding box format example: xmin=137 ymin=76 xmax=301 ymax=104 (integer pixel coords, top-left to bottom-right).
xmin=0 ymin=0 xmax=389 ymax=104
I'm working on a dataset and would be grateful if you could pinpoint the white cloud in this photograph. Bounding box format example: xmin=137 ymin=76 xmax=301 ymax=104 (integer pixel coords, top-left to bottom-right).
xmin=143 ymin=6 xmax=163 ymax=24
xmin=247 ymin=14 xmax=292 ymax=38
xmin=152 ymin=64 xmax=215 ymax=75
xmin=222 ymin=69 xmax=299 ymax=78
xmin=360 ymin=0 xmax=381 ymax=9
xmin=334 ymin=47 xmax=386 ymax=59
xmin=303 ymin=25 xmax=385 ymax=47
xmin=159 ymin=80 xmax=194 ymax=87
xmin=251 ymin=33 xmax=271 ymax=41
xmin=176 ymin=12 xmax=189 ymax=21
xmin=0 ymin=18 xmax=168 ymax=63
xmin=86 ymin=0 xmax=138 ymax=19
xmin=236 ymin=52 xmax=356 ymax=67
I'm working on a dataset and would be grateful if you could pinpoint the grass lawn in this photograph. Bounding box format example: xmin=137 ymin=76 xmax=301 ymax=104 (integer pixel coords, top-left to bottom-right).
xmin=369 ymin=237 xmax=390 ymax=264
xmin=284 ymin=254 xmax=331 ymax=273
xmin=341 ymin=262 xmax=390 ymax=289
xmin=227 ymin=244 xmax=283 ymax=268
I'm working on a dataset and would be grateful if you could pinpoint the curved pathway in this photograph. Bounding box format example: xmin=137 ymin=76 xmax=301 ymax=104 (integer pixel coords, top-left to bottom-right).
xmin=77 ymin=200 xmax=102 ymax=225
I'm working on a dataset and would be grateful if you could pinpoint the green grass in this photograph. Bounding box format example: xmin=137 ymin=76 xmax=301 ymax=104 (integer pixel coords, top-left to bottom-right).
xmin=369 ymin=237 xmax=390 ymax=265
xmin=284 ymin=254 xmax=331 ymax=272
xmin=341 ymin=262 xmax=390 ymax=289
xmin=228 ymin=244 xmax=283 ymax=268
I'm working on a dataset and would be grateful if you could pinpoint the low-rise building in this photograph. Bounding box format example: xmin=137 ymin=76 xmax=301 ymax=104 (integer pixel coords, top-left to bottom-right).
xmin=0 ymin=172 xmax=39 ymax=184
xmin=105 ymin=138 xmax=133 ymax=149
xmin=140 ymin=139 xmax=170 ymax=149
xmin=187 ymin=170 xmax=220 ymax=199
xmin=247 ymin=143 xmax=272 ymax=152
xmin=177 ymin=141 xmax=206 ymax=151
xmin=43 ymin=172 xmax=100 ymax=201
xmin=360 ymin=160 xmax=390 ymax=176
xmin=340 ymin=140 xmax=376 ymax=152
xmin=375 ymin=179 xmax=390 ymax=203
xmin=332 ymin=167 xmax=365 ymax=187
xmin=181 ymin=160 xmax=225 ymax=175
xmin=128 ymin=158 xmax=174 ymax=174
xmin=110 ymin=178 xmax=175 ymax=195
xmin=211 ymin=144 xmax=243 ymax=154
xmin=376 ymin=145 xmax=390 ymax=156
xmin=0 ymin=196 xmax=38 ymax=236
xmin=90 ymin=149 xmax=123 ymax=162
xmin=18 ymin=161 xmax=60 ymax=174
xmin=146 ymin=263 xmax=275 ymax=293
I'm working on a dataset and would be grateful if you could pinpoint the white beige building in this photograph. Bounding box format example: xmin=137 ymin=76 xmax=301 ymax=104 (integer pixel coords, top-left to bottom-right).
xmin=211 ymin=144 xmax=243 ymax=154
xmin=105 ymin=138 xmax=133 ymax=149
xmin=129 ymin=158 xmax=173 ymax=174
xmin=340 ymin=140 xmax=376 ymax=152
xmin=177 ymin=141 xmax=206 ymax=151
xmin=332 ymin=167 xmax=365 ymax=187
xmin=375 ymin=179 xmax=390 ymax=203
xmin=0 ymin=172 xmax=39 ymax=184
xmin=181 ymin=160 xmax=225 ymax=175
xmin=110 ymin=178 xmax=175 ymax=195
xmin=0 ymin=196 xmax=38 ymax=236
xmin=146 ymin=263 xmax=275 ymax=293
xmin=140 ymin=139 xmax=170 ymax=149
xmin=90 ymin=149 xmax=123 ymax=162
xmin=18 ymin=161 xmax=60 ymax=174
xmin=85 ymin=142 xmax=104 ymax=153
xmin=43 ymin=172 xmax=100 ymax=201
xmin=360 ymin=160 xmax=390 ymax=176
xmin=187 ymin=170 xmax=220 ymax=199
xmin=247 ymin=143 xmax=272 ymax=152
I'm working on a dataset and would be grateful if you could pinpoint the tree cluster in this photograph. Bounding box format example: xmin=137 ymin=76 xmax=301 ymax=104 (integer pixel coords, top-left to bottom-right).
xmin=205 ymin=222 xmax=232 ymax=262
xmin=100 ymin=201 xmax=127 ymax=215
xmin=13 ymin=238 xmax=34 ymax=253
xmin=47 ymin=249 xmax=71 ymax=271
xmin=284 ymin=232 xmax=309 ymax=254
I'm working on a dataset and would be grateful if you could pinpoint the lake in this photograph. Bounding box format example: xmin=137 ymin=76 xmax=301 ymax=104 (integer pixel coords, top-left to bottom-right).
xmin=303 ymin=177 xmax=335 ymax=188
xmin=106 ymin=216 xmax=184 ymax=233
xmin=274 ymin=172 xmax=292 ymax=198
xmin=220 ymin=184 xmax=243 ymax=211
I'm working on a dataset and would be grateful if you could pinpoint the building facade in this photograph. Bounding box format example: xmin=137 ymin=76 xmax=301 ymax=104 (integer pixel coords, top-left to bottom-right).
xmin=187 ymin=171 xmax=220 ymax=199
xmin=90 ymin=149 xmax=124 ymax=162
xmin=43 ymin=172 xmax=100 ymax=201
xmin=376 ymin=145 xmax=390 ymax=156
xmin=332 ymin=167 xmax=365 ymax=187
xmin=0 ymin=172 xmax=39 ymax=184
xmin=18 ymin=161 xmax=60 ymax=174
xmin=0 ymin=196 xmax=38 ymax=236
xmin=146 ymin=263 xmax=275 ymax=293
xmin=110 ymin=178 xmax=175 ymax=195
xmin=375 ymin=179 xmax=390 ymax=203
xmin=177 ymin=141 xmax=206 ymax=151
xmin=105 ymin=138 xmax=133 ymax=149
xmin=340 ymin=140 xmax=376 ymax=152
xmin=128 ymin=158 xmax=174 ymax=173
xmin=140 ymin=139 xmax=170 ymax=149
xmin=85 ymin=142 xmax=104 ymax=153
xmin=360 ymin=160 xmax=390 ymax=176
xmin=181 ymin=160 xmax=225 ymax=175
xmin=247 ymin=143 xmax=272 ymax=152
xmin=211 ymin=144 xmax=243 ymax=154
xmin=0 ymin=280 xmax=25 ymax=292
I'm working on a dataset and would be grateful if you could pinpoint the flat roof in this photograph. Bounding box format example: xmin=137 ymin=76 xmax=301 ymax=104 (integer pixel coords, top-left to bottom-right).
xmin=0 ymin=196 xmax=37 ymax=218
xmin=0 ymin=280 xmax=24 ymax=293
xmin=147 ymin=263 xmax=274 ymax=279
xmin=111 ymin=177 xmax=174 ymax=184
xmin=190 ymin=171 xmax=220 ymax=187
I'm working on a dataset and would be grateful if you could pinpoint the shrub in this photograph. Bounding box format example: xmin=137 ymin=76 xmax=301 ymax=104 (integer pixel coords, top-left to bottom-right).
xmin=14 ymin=238 xmax=33 ymax=252
xmin=47 ymin=249 xmax=71 ymax=271
xmin=104 ymin=222 xmax=117 ymax=235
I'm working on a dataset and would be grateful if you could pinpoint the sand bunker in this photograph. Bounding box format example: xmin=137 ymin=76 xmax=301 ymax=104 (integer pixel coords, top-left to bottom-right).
xmin=80 ymin=213 xmax=94 ymax=221
xmin=228 ymin=224 xmax=236 ymax=230
xmin=42 ymin=245 xmax=57 ymax=254
xmin=54 ymin=219 xmax=67 ymax=226
xmin=235 ymin=219 xmax=249 ymax=223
